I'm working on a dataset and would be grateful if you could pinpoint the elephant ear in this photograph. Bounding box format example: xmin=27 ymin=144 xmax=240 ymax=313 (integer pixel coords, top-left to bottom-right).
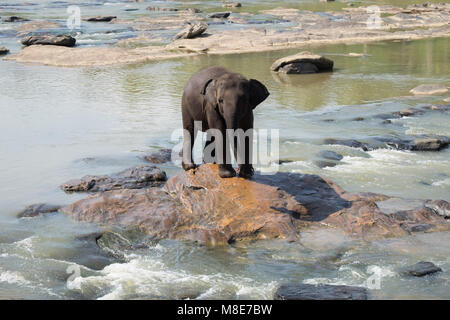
xmin=248 ymin=79 xmax=269 ymax=109
xmin=201 ymin=79 xmax=215 ymax=95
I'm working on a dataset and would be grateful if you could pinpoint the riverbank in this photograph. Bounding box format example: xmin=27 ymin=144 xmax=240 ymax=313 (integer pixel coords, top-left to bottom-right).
xmin=3 ymin=3 xmax=450 ymax=67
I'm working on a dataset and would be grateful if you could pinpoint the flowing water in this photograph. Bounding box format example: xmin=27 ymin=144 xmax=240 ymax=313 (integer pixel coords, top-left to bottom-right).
xmin=1 ymin=0 xmax=450 ymax=299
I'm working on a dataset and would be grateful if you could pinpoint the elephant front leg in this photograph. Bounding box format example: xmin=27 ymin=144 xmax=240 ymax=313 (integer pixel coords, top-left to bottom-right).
xmin=236 ymin=117 xmax=255 ymax=178
xmin=182 ymin=125 xmax=197 ymax=171
xmin=216 ymin=128 xmax=236 ymax=178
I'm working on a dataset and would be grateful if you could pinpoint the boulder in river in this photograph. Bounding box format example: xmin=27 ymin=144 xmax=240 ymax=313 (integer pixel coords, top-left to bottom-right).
xmin=83 ymin=16 xmax=116 ymax=22
xmin=21 ymin=35 xmax=76 ymax=47
xmin=61 ymin=165 xmax=167 ymax=192
xmin=279 ymin=62 xmax=319 ymax=74
xmin=143 ymin=148 xmax=172 ymax=164
xmin=61 ymin=164 xmax=450 ymax=245
xmin=2 ymin=16 xmax=30 ymax=23
xmin=0 ymin=46 xmax=9 ymax=55
xmin=271 ymin=51 xmax=334 ymax=74
xmin=410 ymin=138 xmax=449 ymax=151
xmin=410 ymin=84 xmax=448 ymax=95
xmin=275 ymin=283 xmax=367 ymax=300
xmin=174 ymin=22 xmax=208 ymax=40
xmin=317 ymin=150 xmax=344 ymax=161
xmin=403 ymin=261 xmax=442 ymax=277
xmin=424 ymin=200 xmax=450 ymax=218
xmin=209 ymin=12 xmax=231 ymax=19
xmin=17 ymin=203 xmax=61 ymax=218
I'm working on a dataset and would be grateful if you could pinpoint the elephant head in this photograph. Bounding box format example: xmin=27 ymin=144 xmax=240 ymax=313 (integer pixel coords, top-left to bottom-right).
xmin=201 ymin=73 xmax=269 ymax=129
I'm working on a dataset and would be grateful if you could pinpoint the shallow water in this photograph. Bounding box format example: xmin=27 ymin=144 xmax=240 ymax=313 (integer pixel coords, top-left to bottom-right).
xmin=1 ymin=0 xmax=450 ymax=300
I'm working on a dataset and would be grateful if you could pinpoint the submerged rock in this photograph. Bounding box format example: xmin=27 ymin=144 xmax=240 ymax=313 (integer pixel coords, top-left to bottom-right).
xmin=21 ymin=35 xmax=76 ymax=47
xmin=143 ymin=148 xmax=172 ymax=164
xmin=403 ymin=261 xmax=442 ymax=277
xmin=174 ymin=22 xmax=208 ymax=40
xmin=271 ymin=52 xmax=334 ymax=74
xmin=324 ymin=136 xmax=449 ymax=152
xmin=274 ymin=283 xmax=368 ymax=300
xmin=61 ymin=164 xmax=450 ymax=245
xmin=2 ymin=16 xmax=30 ymax=23
xmin=17 ymin=203 xmax=61 ymax=218
xmin=317 ymin=150 xmax=343 ymax=161
xmin=393 ymin=108 xmax=424 ymax=117
xmin=410 ymin=84 xmax=448 ymax=95
xmin=61 ymin=165 xmax=166 ymax=192
xmin=83 ymin=16 xmax=117 ymax=22
xmin=209 ymin=12 xmax=231 ymax=19
xmin=0 ymin=46 xmax=9 ymax=55
xmin=323 ymin=138 xmax=369 ymax=151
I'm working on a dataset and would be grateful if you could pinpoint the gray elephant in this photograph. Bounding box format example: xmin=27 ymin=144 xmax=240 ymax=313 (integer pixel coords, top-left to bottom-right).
xmin=181 ymin=66 xmax=270 ymax=178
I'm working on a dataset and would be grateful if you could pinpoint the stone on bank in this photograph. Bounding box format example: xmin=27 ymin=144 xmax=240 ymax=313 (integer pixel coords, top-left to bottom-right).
xmin=271 ymin=52 xmax=334 ymax=74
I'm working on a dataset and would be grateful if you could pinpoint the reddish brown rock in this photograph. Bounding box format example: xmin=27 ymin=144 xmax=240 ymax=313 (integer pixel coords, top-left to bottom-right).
xmin=61 ymin=164 xmax=450 ymax=245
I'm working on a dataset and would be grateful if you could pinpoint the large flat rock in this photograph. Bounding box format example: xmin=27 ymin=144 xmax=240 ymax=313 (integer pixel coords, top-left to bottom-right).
xmin=61 ymin=164 xmax=450 ymax=245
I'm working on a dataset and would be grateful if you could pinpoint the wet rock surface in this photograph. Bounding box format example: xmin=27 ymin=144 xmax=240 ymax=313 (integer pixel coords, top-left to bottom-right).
xmin=61 ymin=164 xmax=450 ymax=245
xmin=424 ymin=200 xmax=450 ymax=218
xmin=0 ymin=46 xmax=9 ymax=55
xmin=84 ymin=16 xmax=117 ymax=22
xmin=17 ymin=203 xmax=61 ymax=218
xmin=410 ymin=84 xmax=448 ymax=95
xmin=317 ymin=150 xmax=343 ymax=161
xmin=21 ymin=35 xmax=76 ymax=47
xmin=274 ymin=283 xmax=368 ymax=300
xmin=323 ymin=138 xmax=369 ymax=151
xmin=143 ymin=148 xmax=172 ymax=164
xmin=61 ymin=165 xmax=167 ymax=193
xmin=271 ymin=52 xmax=334 ymax=74
xmin=2 ymin=16 xmax=30 ymax=22
xmin=209 ymin=12 xmax=231 ymax=19
xmin=403 ymin=261 xmax=442 ymax=277
xmin=324 ymin=136 xmax=449 ymax=152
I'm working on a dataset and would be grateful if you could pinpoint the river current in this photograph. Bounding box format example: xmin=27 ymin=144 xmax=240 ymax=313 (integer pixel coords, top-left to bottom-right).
xmin=0 ymin=0 xmax=449 ymax=299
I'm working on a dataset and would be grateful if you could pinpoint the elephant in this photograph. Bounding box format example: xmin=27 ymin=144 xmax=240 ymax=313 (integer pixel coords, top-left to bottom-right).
xmin=181 ymin=66 xmax=270 ymax=178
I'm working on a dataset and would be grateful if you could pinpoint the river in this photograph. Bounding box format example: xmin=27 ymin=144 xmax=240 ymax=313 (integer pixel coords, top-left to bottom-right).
xmin=0 ymin=0 xmax=449 ymax=299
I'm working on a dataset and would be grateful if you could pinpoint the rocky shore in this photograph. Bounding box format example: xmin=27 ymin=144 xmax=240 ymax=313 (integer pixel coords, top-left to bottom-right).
xmin=20 ymin=163 xmax=449 ymax=246
xmin=3 ymin=3 xmax=450 ymax=67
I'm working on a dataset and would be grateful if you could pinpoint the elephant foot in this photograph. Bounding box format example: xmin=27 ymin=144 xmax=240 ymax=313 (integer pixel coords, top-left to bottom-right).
xmin=218 ymin=164 xmax=236 ymax=178
xmin=238 ymin=164 xmax=254 ymax=179
xmin=182 ymin=162 xmax=197 ymax=171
